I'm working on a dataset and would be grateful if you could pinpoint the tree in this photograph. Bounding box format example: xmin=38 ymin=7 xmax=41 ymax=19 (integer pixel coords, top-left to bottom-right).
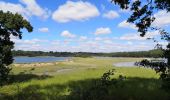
xmin=0 ymin=11 xmax=33 ymax=85
xmin=111 ymin=0 xmax=170 ymax=89
xmin=111 ymin=0 xmax=170 ymax=59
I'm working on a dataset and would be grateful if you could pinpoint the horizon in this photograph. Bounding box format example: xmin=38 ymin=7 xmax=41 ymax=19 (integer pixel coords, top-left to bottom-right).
xmin=13 ymin=49 xmax=159 ymax=53
xmin=0 ymin=0 xmax=170 ymax=52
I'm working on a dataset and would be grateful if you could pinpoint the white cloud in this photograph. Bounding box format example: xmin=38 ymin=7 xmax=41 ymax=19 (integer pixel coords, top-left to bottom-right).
xmin=120 ymin=34 xmax=142 ymax=41
xmin=94 ymin=37 xmax=114 ymax=41
xmin=159 ymin=41 xmax=169 ymax=48
xmin=38 ymin=27 xmax=49 ymax=33
xmin=79 ymin=36 xmax=87 ymax=41
xmin=0 ymin=0 xmax=50 ymax=19
xmin=103 ymin=40 xmax=113 ymax=44
xmin=61 ymin=30 xmax=76 ymax=38
xmin=118 ymin=10 xmax=170 ymax=29
xmin=12 ymin=38 xmax=50 ymax=51
xmin=118 ymin=20 xmax=137 ymax=30
xmin=95 ymin=37 xmax=102 ymax=41
xmin=119 ymin=8 xmax=130 ymax=13
xmin=51 ymin=40 xmax=60 ymax=45
xmin=103 ymin=10 xmax=119 ymax=19
xmin=20 ymin=0 xmax=50 ymax=19
xmin=118 ymin=11 xmax=170 ymax=28
xmin=94 ymin=27 xmax=112 ymax=35
xmin=0 ymin=2 xmax=24 ymax=13
xmin=75 ymin=40 xmax=154 ymax=52
xmin=12 ymin=38 xmax=48 ymax=44
xmin=120 ymin=31 xmax=160 ymax=41
xmin=145 ymin=31 xmax=160 ymax=38
xmin=153 ymin=10 xmax=170 ymax=27
xmin=52 ymin=1 xmax=100 ymax=23
xmin=127 ymin=41 xmax=133 ymax=45
xmin=0 ymin=1 xmax=28 ymax=18
xmin=13 ymin=37 xmax=156 ymax=52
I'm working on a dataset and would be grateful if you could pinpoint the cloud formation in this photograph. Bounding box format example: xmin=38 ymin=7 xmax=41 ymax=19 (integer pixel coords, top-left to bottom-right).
xmin=94 ymin=27 xmax=112 ymax=35
xmin=38 ymin=27 xmax=49 ymax=33
xmin=13 ymin=38 xmax=155 ymax=52
xmin=79 ymin=36 xmax=88 ymax=41
xmin=120 ymin=31 xmax=160 ymax=41
xmin=52 ymin=1 xmax=100 ymax=23
xmin=61 ymin=30 xmax=76 ymax=38
xmin=0 ymin=0 xmax=50 ymax=19
xmin=103 ymin=10 xmax=119 ymax=19
xmin=153 ymin=10 xmax=170 ymax=27
xmin=118 ymin=20 xmax=137 ymax=29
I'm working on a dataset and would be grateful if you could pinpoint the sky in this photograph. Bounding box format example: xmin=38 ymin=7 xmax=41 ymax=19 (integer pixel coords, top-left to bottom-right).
xmin=0 ymin=0 xmax=170 ymax=52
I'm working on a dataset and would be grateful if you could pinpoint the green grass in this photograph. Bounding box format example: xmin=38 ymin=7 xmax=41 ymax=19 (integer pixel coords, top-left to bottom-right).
xmin=0 ymin=57 xmax=169 ymax=100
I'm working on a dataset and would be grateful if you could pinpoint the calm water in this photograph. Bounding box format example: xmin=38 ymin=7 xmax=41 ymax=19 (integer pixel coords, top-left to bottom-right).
xmin=14 ymin=57 xmax=71 ymax=63
xmin=113 ymin=62 xmax=137 ymax=67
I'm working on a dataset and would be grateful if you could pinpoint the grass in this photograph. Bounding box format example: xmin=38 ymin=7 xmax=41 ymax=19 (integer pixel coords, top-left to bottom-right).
xmin=0 ymin=57 xmax=169 ymax=100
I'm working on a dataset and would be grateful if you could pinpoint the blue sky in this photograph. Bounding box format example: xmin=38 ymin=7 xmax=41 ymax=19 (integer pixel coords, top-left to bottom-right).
xmin=0 ymin=0 xmax=170 ymax=52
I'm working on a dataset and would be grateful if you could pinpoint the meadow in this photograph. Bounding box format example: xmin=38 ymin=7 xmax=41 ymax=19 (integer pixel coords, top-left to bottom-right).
xmin=0 ymin=57 xmax=169 ymax=100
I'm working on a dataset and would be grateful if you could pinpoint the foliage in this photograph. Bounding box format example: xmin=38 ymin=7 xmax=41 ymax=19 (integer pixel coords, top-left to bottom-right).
xmin=69 ymin=69 xmax=122 ymax=100
xmin=111 ymin=0 xmax=170 ymax=59
xmin=0 ymin=11 xmax=33 ymax=85
xmin=112 ymin=0 xmax=170 ymax=91
xmin=12 ymin=49 xmax=163 ymax=58
xmin=112 ymin=0 xmax=170 ymax=36
xmin=110 ymin=49 xmax=163 ymax=57
xmin=137 ymin=59 xmax=170 ymax=91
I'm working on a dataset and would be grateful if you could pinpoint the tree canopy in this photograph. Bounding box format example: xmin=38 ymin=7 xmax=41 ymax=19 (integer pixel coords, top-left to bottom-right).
xmin=111 ymin=0 xmax=170 ymax=89
xmin=12 ymin=49 xmax=163 ymax=58
xmin=112 ymin=0 xmax=170 ymax=36
xmin=0 ymin=11 xmax=33 ymax=85
xmin=111 ymin=0 xmax=170 ymax=63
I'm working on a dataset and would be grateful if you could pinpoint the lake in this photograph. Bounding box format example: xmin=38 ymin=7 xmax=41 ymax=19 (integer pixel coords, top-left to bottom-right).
xmin=14 ymin=57 xmax=71 ymax=63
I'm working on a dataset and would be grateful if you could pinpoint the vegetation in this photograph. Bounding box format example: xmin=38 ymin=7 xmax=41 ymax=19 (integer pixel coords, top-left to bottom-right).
xmin=0 ymin=0 xmax=170 ymax=99
xmin=13 ymin=49 xmax=163 ymax=58
xmin=111 ymin=0 xmax=170 ymax=91
xmin=0 ymin=11 xmax=33 ymax=85
xmin=1 ymin=57 xmax=169 ymax=100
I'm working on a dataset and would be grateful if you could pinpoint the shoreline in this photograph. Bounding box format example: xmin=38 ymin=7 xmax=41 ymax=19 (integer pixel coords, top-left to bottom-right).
xmin=12 ymin=62 xmax=60 ymax=67
xmin=12 ymin=59 xmax=73 ymax=68
xmin=13 ymin=57 xmax=72 ymax=64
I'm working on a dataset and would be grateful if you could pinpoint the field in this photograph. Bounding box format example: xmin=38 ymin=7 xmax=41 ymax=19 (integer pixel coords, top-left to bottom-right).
xmin=0 ymin=57 xmax=169 ymax=100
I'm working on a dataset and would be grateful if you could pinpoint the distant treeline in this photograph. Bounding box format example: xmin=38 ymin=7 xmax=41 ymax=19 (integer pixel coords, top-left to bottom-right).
xmin=12 ymin=49 xmax=164 ymax=58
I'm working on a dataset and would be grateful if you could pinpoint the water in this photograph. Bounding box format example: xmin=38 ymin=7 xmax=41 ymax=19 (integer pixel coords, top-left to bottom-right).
xmin=14 ymin=57 xmax=71 ymax=63
xmin=113 ymin=62 xmax=137 ymax=67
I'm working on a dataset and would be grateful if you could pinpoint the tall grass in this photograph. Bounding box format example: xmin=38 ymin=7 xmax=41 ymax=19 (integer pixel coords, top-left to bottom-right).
xmin=0 ymin=57 xmax=169 ymax=100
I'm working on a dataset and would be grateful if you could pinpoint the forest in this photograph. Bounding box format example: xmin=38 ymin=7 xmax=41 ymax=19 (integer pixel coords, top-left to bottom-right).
xmin=13 ymin=49 xmax=163 ymax=58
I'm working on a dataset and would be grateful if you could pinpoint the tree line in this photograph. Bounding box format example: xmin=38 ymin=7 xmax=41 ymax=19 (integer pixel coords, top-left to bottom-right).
xmin=12 ymin=49 xmax=163 ymax=58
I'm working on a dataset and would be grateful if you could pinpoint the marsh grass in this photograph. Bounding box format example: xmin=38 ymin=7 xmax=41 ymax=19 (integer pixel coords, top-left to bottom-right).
xmin=0 ymin=57 xmax=169 ymax=100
